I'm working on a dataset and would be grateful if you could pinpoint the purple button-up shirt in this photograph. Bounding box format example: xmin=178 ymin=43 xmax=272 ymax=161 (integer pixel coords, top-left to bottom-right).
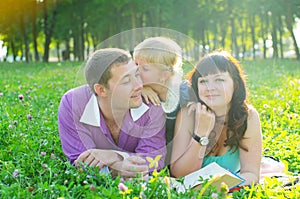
xmin=58 ymin=85 xmax=166 ymax=170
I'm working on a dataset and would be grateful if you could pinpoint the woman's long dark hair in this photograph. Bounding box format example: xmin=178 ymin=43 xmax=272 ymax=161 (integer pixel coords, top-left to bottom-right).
xmin=187 ymin=51 xmax=249 ymax=151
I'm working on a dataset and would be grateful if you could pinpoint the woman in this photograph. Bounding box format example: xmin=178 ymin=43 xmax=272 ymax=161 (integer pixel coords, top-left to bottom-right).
xmin=133 ymin=37 xmax=192 ymax=166
xmin=170 ymin=51 xmax=262 ymax=185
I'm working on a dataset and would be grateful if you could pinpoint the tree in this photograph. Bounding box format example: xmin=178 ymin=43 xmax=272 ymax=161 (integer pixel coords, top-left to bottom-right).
xmin=284 ymin=0 xmax=300 ymax=60
xmin=42 ymin=0 xmax=59 ymax=62
xmin=1 ymin=0 xmax=299 ymax=62
xmin=20 ymin=1 xmax=30 ymax=62
xmin=32 ymin=0 xmax=40 ymax=61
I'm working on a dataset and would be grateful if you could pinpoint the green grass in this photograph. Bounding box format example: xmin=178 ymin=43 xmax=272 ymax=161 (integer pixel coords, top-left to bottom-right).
xmin=0 ymin=60 xmax=299 ymax=198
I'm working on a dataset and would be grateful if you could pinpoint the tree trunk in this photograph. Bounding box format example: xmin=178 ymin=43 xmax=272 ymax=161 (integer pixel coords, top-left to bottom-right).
xmin=249 ymin=14 xmax=256 ymax=60
xmin=91 ymin=34 xmax=97 ymax=50
xmin=220 ymin=23 xmax=227 ymax=49
xmin=213 ymin=24 xmax=218 ymax=50
xmin=271 ymin=19 xmax=278 ymax=59
xmin=260 ymin=13 xmax=267 ymax=59
xmin=200 ymin=29 xmax=206 ymax=55
xmin=278 ymin=16 xmax=284 ymax=59
xmin=86 ymin=31 xmax=90 ymax=57
xmin=79 ymin=21 xmax=85 ymax=61
xmin=20 ymin=9 xmax=29 ymax=62
xmin=11 ymin=40 xmax=17 ymax=61
xmin=43 ymin=0 xmax=59 ymax=62
xmin=239 ymin=20 xmax=245 ymax=60
xmin=206 ymin=30 xmax=210 ymax=52
xmin=32 ymin=0 xmax=39 ymax=61
xmin=286 ymin=24 xmax=300 ymax=60
xmin=56 ymin=40 xmax=60 ymax=62
xmin=62 ymin=39 xmax=70 ymax=61
xmin=284 ymin=2 xmax=300 ymax=60
xmin=130 ymin=3 xmax=136 ymax=28
xmin=73 ymin=34 xmax=78 ymax=61
xmin=230 ymin=17 xmax=239 ymax=59
xmin=241 ymin=20 xmax=247 ymax=59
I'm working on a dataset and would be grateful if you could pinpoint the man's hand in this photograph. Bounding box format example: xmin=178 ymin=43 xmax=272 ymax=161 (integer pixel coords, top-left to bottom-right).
xmin=110 ymin=156 xmax=149 ymax=179
xmin=74 ymin=149 xmax=121 ymax=169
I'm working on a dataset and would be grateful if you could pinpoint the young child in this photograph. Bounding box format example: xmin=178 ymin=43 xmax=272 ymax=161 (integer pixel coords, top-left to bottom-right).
xmin=134 ymin=37 xmax=192 ymax=167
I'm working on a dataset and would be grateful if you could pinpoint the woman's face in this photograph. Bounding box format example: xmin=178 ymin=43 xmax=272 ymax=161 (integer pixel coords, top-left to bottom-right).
xmin=135 ymin=58 xmax=165 ymax=85
xmin=197 ymin=71 xmax=234 ymax=111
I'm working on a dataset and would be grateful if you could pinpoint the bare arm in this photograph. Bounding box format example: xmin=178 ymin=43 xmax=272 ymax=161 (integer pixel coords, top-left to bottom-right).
xmin=239 ymin=107 xmax=262 ymax=185
xmin=170 ymin=104 xmax=215 ymax=177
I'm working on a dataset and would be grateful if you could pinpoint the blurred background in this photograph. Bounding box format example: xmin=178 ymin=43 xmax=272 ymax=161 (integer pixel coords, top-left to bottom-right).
xmin=0 ymin=0 xmax=299 ymax=63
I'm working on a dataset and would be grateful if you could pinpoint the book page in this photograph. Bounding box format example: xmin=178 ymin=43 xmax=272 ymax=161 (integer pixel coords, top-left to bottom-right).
xmin=183 ymin=162 xmax=244 ymax=189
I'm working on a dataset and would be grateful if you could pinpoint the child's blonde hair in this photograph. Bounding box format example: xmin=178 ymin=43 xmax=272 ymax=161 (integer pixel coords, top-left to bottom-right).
xmin=133 ymin=37 xmax=182 ymax=75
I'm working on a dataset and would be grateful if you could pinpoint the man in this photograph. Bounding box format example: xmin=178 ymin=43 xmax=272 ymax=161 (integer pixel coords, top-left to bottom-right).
xmin=58 ymin=48 xmax=166 ymax=178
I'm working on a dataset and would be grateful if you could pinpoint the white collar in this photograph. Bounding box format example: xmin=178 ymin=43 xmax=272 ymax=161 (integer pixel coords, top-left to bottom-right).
xmin=161 ymin=87 xmax=180 ymax=114
xmin=161 ymin=73 xmax=181 ymax=114
xmin=79 ymin=95 xmax=149 ymax=127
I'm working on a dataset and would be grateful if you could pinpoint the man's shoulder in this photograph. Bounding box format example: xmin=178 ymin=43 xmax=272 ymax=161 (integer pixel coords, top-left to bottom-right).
xmin=60 ymin=85 xmax=93 ymax=106
xmin=61 ymin=85 xmax=91 ymax=99
xmin=63 ymin=85 xmax=91 ymax=95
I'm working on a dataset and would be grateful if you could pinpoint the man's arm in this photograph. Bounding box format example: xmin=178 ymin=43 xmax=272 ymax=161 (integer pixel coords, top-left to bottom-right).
xmin=58 ymin=92 xmax=90 ymax=164
xmin=134 ymin=104 xmax=167 ymax=171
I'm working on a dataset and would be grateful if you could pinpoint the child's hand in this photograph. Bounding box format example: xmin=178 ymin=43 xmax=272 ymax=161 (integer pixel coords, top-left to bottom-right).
xmin=142 ymin=87 xmax=160 ymax=105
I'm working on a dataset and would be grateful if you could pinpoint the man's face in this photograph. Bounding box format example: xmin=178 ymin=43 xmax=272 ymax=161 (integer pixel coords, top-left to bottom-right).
xmin=107 ymin=60 xmax=143 ymax=110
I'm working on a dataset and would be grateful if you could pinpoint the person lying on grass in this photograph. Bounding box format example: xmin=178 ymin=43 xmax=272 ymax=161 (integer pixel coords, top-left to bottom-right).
xmin=58 ymin=48 xmax=166 ymax=179
xmin=170 ymin=51 xmax=263 ymax=185
xmin=133 ymin=37 xmax=192 ymax=166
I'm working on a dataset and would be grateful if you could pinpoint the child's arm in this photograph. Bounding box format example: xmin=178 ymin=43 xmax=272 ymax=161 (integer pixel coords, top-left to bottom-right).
xmin=142 ymin=86 xmax=161 ymax=105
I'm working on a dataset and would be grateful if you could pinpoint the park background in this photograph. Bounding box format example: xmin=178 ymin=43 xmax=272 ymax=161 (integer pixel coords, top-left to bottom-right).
xmin=0 ymin=0 xmax=299 ymax=198
xmin=0 ymin=0 xmax=299 ymax=62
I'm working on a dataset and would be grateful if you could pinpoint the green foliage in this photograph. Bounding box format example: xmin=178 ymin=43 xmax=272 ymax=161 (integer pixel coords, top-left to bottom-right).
xmin=0 ymin=60 xmax=299 ymax=198
xmin=1 ymin=0 xmax=300 ymax=62
xmin=242 ymin=59 xmax=300 ymax=173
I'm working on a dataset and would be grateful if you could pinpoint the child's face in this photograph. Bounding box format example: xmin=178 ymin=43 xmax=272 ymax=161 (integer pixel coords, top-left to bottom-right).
xmin=135 ymin=58 xmax=164 ymax=85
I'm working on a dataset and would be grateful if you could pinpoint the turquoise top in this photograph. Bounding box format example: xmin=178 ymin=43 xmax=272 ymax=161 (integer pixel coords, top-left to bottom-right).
xmin=202 ymin=148 xmax=240 ymax=173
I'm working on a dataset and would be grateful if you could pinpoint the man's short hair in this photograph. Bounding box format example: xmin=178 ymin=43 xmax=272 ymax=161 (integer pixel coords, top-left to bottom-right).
xmin=85 ymin=48 xmax=131 ymax=94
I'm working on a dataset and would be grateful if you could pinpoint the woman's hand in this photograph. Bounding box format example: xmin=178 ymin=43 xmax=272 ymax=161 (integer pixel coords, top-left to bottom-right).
xmin=142 ymin=86 xmax=160 ymax=105
xmin=194 ymin=103 xmax=216 ymax=137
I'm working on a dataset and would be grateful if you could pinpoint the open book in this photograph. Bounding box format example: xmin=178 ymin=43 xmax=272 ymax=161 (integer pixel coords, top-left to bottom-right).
xmin=172 ymin=162 xmax=245 ymax=192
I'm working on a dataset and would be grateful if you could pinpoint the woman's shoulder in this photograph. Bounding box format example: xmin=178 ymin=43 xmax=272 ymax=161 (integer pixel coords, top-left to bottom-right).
xmin=245 ymin=105 xmax=261 ymax=136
